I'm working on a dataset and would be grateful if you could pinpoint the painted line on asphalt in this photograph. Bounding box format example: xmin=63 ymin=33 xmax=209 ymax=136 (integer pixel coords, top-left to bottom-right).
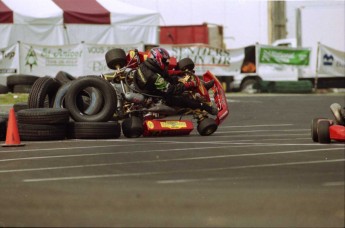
xmin=0 ymin=141 xmax=342 ymax=163
xmin=220 ymin=124 xmax=294 ymax=128
xmin=322 ymin=181 xmax=345 ymax=187
xmin=22 ymin=158 xmax=345 ymax=183
xmin=1 ymin=147 xmax=342 ymax=174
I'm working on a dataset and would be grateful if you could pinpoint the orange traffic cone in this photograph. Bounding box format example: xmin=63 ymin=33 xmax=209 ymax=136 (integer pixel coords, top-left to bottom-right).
xmin=2 ymin=108 xmax=25 ymax=147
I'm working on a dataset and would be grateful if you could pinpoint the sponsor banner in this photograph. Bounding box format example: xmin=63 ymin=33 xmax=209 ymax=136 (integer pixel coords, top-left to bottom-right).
xmin=161 ymin=44 xmax=243 ymax=76
xmin=258 ymin=45 xmax=311 ymax=66
xmin=317 ymin=43 xmax=345 ymax=77
xmin=0 ymin=43 xmax=19 ymax=75
xmin=20 ymin=43 xmax=83 ymax=76
xmin=83 ymin=43 xmax=144 ymax=75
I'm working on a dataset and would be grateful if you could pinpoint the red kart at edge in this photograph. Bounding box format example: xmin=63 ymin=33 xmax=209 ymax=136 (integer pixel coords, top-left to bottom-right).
xmin=311 ymin=103 xmax=345 ymax=144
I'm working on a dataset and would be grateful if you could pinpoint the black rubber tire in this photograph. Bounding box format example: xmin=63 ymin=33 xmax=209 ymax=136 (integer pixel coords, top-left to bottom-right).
xmin=53 ymin=81 xmax=103 ymax=115
xmin=311 ymin=118 xmax=326 ymax=142
xmin=318 ymin=120 xmax=331 ymax=144
xmin=241 ymin=79 xmax=260 ymax=93
xmin=65 ymin=76 xmax=117 ymax=122
xmin=67 ymin=121 xmax=121 ymax=139
xmin=197 ymin=118 xmax=218 ymax=136
xmin=55 ymin=71 xmax=76 ymax=84
xmin=6 ymin=75 xmax=39 ymax=89
xmin=28 ymin=76 xmax=61 ymax=108
xmin=17 ymin=108 xmax=70 ymax=125
xmin=13 ymin=102 xmax=29 ymax=112
xmin=176 ymin=58 xmax=195 ymax=71
xmin=105 ymin=48 xmax=127 ymax=70
xmin=0 ymin=84 xmax=9 ymax=94
xmin=0 ymin=117 xmax=7 ymax=140
xmin=121 ymin=116 xmax=143 ymax=138
xmin=18 ymin=123 xmax=67 ymax=141
xmin=13 ymin=84 xmax=32 ymax=93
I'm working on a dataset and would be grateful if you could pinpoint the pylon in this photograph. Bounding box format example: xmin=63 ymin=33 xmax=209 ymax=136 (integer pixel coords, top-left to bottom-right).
xmin=2 ymin=108 xmax=25 ymax=147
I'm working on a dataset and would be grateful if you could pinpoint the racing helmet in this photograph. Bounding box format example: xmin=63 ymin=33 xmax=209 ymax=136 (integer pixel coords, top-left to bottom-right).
xmin=148 ymin=47 xmax=170 ymax=70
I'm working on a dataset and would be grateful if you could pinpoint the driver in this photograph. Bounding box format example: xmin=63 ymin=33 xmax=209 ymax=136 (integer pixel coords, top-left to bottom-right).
xmin=133 ymin=47 xmax=218 ymax=115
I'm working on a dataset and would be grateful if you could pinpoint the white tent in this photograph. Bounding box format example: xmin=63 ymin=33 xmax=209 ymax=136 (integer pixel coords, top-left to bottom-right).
xmin=0 ymin=0 xmax=160 ymax=48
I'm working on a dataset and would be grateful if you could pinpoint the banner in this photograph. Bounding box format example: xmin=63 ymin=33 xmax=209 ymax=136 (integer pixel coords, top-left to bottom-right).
xmin=258 ymin=45 xmax=311 ymax=66
xmin=0 ymin=43 xmax=20 ymax=85
xmin=317 ymin=43 xmax=345 ymax=77
xmin=20 ymin=43 xmax=84 ymax=76
xmin=83 ymin=43 xmax=144 ymax=75
xmin=162 ymin=44 xmax=244 ymax=76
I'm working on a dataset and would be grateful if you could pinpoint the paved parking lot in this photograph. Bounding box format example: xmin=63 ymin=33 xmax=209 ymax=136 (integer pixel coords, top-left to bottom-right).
xmin=0 ymin=94 xmax=344 ymax=227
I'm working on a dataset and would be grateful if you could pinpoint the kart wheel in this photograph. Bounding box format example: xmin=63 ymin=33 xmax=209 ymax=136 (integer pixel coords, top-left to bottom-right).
xmin=311 ymin=118 xmax=326 ymax=142
xmin=177 ymin=58 xmax=195 ymax=71
xmin=318 ymin=120 xmax=331 ymax=144
xmin=122 ymin=116 xmax=143 ymax=138
xmin=105 ymin=48 xmax=127 ymax=70
xmin=197 ymin=118 xmax=218 ymax=136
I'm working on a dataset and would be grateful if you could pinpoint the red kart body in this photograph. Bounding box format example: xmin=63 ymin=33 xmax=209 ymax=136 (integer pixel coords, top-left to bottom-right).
xmin=329 ymin=125 xmax=345 ymax=142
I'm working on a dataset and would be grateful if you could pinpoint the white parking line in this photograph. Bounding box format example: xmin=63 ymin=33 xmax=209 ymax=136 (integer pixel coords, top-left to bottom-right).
xmin=0 ymin=142 xmax=342 ymax=164
xmin=1 ymin=147 xmax=342 ymax=173
xmin=22 ymin=158 xmax=345 ymax=183
xmin=220 ymin=124 xmax=294 ymax=128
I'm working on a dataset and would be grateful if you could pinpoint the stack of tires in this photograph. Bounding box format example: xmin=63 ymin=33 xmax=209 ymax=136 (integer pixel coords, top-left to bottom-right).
xmin=21 ymin=72 xmax=121 ymax=140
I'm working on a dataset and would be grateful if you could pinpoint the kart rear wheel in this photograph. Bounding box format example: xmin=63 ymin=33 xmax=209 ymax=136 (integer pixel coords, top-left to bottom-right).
xmin=318 ymin=120 xmax=331 ymax=144
xmin=311 ymin=118 xmax=326 ymax=142
xmin=177 ymin=58 xmax=195 ymax=71
xmin=197 ymin=118 xmax=218 ymax=136
xmin=122 ymin=116 xmax=143 ymax=138
xmin=105 ymin=48 xmax=127 ymax=70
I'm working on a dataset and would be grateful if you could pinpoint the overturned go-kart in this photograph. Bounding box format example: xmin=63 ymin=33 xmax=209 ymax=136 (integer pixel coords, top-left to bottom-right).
xmin=105 ymin=48 xmax=229 ymax=137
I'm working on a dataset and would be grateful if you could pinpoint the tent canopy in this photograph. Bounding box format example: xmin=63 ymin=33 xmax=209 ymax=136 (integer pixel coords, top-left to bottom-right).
xmin=0 ymin=0 xmax=160 ymax=47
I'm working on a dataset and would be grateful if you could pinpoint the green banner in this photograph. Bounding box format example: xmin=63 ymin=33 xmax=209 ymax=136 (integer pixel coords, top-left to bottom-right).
xmin=259 ymin=47 xmax=310 ymax=66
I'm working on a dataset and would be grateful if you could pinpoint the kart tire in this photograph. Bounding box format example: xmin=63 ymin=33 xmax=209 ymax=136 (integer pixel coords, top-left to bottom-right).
xmin=18 ymin=123 xmax=67 ymax=141
xmin=13 ymin=102 xmax=29 ymax=112
xmin=65 ymin=76 xmax=117 ymax=122
xmin=28 ymin=76 xmax=61 ymax=108
xmin=105 ymin=48 xmax=127 ymax=70
xmin=17 ymin=108 xmax=70 ymax=125
xmin=54 ymin=81 xmax=103 ymax=115
xmin=197 ymin=118 xmax=218 ymax=136
xmin=317 ymin=120 xmax=331 ymax=144
xmin=311 ymin=118 xmax=326 ymax=142
xmin=122 ymin=116 xmax=143 ymax=138
xmin=177 ymin=57 xmax=195 ymax=71
xmin=67 ymin=121 xmax=121 ymax=139
xmin=55 ymin=71 xmax=76 ymax=84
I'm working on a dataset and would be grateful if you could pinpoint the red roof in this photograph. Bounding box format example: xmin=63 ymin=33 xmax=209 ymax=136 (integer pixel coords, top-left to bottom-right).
xmin=0 ymin=0 xmax=13 ymax=23
xmin=53 ymin=0 xmax=110 ymax=24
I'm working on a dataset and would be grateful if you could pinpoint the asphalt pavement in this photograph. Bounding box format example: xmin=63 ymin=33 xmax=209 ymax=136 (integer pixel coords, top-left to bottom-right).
xmin=0 ymin=93 xmax=344 ymax=227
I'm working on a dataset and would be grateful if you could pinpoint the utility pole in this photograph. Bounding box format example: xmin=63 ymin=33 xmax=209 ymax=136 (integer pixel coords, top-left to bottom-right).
xmin=269 ymin=0 xmax=287 ymax=43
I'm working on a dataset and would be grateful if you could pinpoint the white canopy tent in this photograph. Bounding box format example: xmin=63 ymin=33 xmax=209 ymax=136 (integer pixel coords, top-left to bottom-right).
xmin=0 ymin=0 xmax=160 ymax=48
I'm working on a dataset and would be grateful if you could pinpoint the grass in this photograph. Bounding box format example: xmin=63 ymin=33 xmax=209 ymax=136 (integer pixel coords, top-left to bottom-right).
xmin=0 ymin=93 xmax=29 ymax=105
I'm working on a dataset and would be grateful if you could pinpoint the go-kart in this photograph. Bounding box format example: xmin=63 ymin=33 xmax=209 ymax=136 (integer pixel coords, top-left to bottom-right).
xmin=101 ymin=48 xmax=229 ymax=138
xmin=311 ymin=103 xmax=345 ymax=144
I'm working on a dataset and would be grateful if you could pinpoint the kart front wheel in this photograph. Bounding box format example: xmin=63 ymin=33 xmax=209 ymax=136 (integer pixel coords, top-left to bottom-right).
xmin=311 ymin=118 xmax=326 ymax=142
xmin=122 ymin=116 xmax=143 ymax=138
xmin=197 ymin=118 xmax=218 ymax=136
xmin=318 ymin=120 xmax=331 ymax=144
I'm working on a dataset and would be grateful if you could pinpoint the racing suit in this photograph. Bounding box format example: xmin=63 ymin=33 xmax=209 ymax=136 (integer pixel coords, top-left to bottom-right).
xmin=134 ymin=58 xmax=218 ymax=115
